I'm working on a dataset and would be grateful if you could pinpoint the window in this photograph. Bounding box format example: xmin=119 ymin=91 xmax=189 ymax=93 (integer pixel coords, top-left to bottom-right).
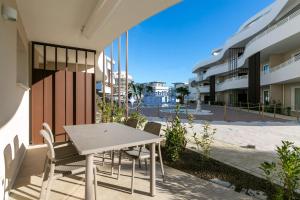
xmin=263 ymin=64 xmax=270 ymax=74
xmin=263 ymin=90 xmax=270 ymax=105
xmin=295 ymin=88 xmax=300 ymax=110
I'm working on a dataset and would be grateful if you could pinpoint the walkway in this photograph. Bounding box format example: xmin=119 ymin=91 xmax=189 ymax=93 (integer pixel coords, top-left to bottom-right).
xmin=149 ymin=117 xmax=300 ymax=180
xmin=140 ymin=105 xmax=289 ymax=122
xmin=10 ymin=146 xmax=252 ymax=200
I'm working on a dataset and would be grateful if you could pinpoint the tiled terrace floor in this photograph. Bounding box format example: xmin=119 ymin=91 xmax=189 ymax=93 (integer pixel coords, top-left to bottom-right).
xmin=10 ymin=146 xmax=252 ymax=200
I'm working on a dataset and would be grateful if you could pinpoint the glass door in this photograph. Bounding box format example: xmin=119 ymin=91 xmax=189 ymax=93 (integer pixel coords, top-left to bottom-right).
xmin=294 ymin=88 xmax=300 ymax=110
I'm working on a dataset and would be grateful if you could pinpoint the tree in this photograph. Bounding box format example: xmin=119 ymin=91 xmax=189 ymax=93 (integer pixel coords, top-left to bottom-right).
xmin=176 ymin=86 xmax=190 ymax=104
xmin=129 ymin=82 xmax=144 ymax=110
xmin=146 ymin=85 xmax=154 ymax=94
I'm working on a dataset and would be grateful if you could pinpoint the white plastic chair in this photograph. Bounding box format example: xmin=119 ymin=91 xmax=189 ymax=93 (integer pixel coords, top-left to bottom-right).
xmin=42 ymin=122 xmax=78 ymax=160
xmin=39 ymin=129 xmax=98 ymax=200
xmin=119 ymin=122 xmax=165 ymax=194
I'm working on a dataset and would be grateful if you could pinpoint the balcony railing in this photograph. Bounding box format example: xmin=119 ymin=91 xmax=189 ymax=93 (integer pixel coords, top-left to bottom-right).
xmin=216 ymin=75 xmax=248 ymax=91
xmin=217 ymin=75 xmax=248 ymax=85
xmin=247 ymin=8 xmax=300 ymax=47
xmin=263 ymin=54 xmax=300 ymax=74
xmin=199 ymin=85 xmax=210 ymax=93
xmin=204 ymin=63 xmax=228 ymax=79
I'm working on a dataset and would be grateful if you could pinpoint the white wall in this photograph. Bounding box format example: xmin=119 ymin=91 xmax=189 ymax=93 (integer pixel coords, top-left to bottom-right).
xmin=216 ymin=76 xmax=248 ymax=92
xmin=261 ymin=59 xmax=300 ymax=85
xmin=237 ymin=9 xmax=300 ymax=70
xmin=193 ymin=0 xmax=288 ymax=72
xmin=0 ymin=0 xmax=29 ymax=199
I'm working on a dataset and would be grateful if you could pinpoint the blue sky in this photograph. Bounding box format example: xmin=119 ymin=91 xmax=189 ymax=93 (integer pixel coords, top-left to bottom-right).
xmin=106 ymin=0 xmax=274 ymax=86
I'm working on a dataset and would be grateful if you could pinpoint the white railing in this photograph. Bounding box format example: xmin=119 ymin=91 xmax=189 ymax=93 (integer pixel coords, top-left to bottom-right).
xmin=204 ymin=63 xmax=228 ymax=79
xmin=199 ymin=85 xmax=209 ymax=93
xmin=263 ymin=54 xmax=300 ymax=74
xmin=196 ymin=74 xmax=204 ymax=82
xmin=217 ymin=75 xmax=248 ymax=86
xmin=247 ymin=9 xmax=300 ymax=47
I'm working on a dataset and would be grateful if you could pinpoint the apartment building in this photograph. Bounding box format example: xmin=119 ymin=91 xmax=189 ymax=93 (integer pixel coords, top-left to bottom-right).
xmin=191 ymin=0 xmax=300 ymax=113
xmin=113 ymin=71 xmax=133 ymax=102
xmin=96 ymin=54 xmax=115 ymax=97
xmin=143 ymin=81 xmax=172 ymax=106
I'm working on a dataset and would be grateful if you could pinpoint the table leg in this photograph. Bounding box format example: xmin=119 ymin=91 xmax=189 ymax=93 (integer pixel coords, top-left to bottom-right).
xmin=86 ymin=154 xmax=94 ymax=200
xmin=150 ymin=142 xmax=156 ymax=196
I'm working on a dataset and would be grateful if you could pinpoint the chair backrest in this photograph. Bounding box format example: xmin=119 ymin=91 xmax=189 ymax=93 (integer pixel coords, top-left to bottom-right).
xmin=124 ymin=118 xmax=139 ymax=128
xmin=42 ymin=122 xmax=55 ymax=143
xmin=143 ymin=122 xmax=162 ymax=136
xmin=40 ymin=129 xmax=55 ymax=160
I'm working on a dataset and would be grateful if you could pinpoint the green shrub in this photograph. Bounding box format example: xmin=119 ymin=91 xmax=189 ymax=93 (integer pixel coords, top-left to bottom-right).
xmin=112 ymin=105 xmax=125 ymax=123
xmin=260 ymin=141 xmax=300 ymax=200
xmin=97 ymin=101 xmax=112 ymax=123
xmin=286 ymin=107 xmax=292 ymax=116
xmin=191 ymin=121 xmax=216 ymax=158
xmin=97 ymin=100 xmax=125 ymax=123
xmin=129 ymin=111 xmax=147 ymax=129
xmin=164 ymin=105 xmax=187 ymax=162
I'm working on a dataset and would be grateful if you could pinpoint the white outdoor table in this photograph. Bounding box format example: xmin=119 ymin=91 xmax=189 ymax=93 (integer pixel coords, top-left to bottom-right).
xmin=64 ymin=123 xmax=163 ymax=200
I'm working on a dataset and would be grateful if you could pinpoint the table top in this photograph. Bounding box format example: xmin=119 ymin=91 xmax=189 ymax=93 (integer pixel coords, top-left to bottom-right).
xmin=64 ymin=123 xmax=163 ymax=155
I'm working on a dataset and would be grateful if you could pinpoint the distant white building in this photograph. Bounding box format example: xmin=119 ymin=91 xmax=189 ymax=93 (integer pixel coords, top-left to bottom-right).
xmin=113 ymin=71 xmax=133 ymax=102
xmin=96 ymin=54 xmax=115 ymax=96
xmin=143 ymin=81 xmax=174 ymax=106
xmin=96 ymin=54 xmax=133 ymax=102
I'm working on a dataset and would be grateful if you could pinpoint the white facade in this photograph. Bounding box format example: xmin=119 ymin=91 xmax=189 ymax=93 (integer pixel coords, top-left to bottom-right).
xmin=191 ymin=0 xmax=300 ymax=110
xmin=113 ymin=71 xmax=133 ymax=102
xmin=96 ymin=54 xmax=116 ymax=95
xmin=143 ymin=81 xmax=171 ymax=106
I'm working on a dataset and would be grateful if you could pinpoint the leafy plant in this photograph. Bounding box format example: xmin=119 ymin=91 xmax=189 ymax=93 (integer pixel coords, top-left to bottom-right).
xmin=112 ymin=104 xmax=125 ymax=123
xmin=260 ymin=162 xmax=276 ymax=182
xmin=97 ymin=100 xmax=125 ymax=123
xmin=191 ymin=120 xmax=216 ymax=158
xmin=164 ymin=105 xmax=187 ymax=162
xmin=128 ymin=111 xmax=147 ymax=129
xmin=97 ymin=100 xmax=112 ymax=123
xmin=286 ymin=107 xmax=292 ymax=116
xmin=260 ymin=141 xmax=300 ymax=200
xmin=146 ymin=85 xmax=154 ymax=94
xmin=129 ymin=82 xmax=144 ymax=111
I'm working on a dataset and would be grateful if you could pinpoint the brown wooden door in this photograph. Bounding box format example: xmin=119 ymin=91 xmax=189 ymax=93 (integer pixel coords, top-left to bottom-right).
xmin=31 ymin=42 xmax=96 ymax=144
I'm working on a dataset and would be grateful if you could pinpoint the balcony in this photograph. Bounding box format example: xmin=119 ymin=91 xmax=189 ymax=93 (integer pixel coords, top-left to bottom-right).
xmin=261 ymin=55 xmax=300 ymax=85
xmin=237 ymin=8 xmax=300 ymax=69
xmin=216 ymin=75 xmax=248 ymax=92
xmin=192 ymin=1 xmax=288 ymax=73
xmin=203 ymin=63 xmax=228 ymax=79
xmin=199 ymin=85 xmax=210 ymax=93
xmin=196 ymin=74 xmax=204 ymax=82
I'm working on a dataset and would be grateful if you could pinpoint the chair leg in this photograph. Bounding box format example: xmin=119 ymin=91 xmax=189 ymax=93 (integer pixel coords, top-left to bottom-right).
xmin=158 ymin=145 xmax=165 ymax=182
xmin=117 ymin=151 xmax=122 ymax=180
xmin=131 ymin=159 xmax=135 ymax=194
xmin=93 ymin=166 xmax=98 ymax=200
xmin=111 ymin=151 xmax=115 ymax=176
xmin=39 ymin=158 xmax=49 ymax=200
xmin=45 ymin=163 xmax=55 ymax=200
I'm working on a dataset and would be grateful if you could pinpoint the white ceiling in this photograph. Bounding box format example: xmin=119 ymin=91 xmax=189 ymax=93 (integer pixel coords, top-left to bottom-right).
xmin=16 ymin=0 xmax=180 ymax=51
